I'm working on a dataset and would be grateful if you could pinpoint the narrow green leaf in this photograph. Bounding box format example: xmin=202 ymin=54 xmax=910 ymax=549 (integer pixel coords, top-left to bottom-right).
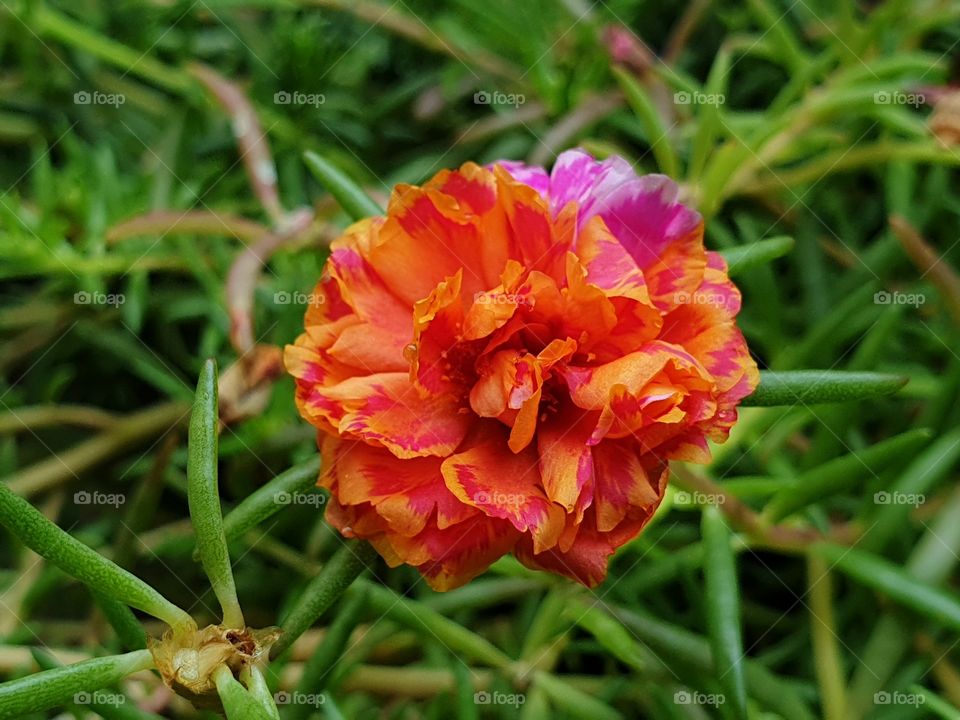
xmin=31 ymin=4 xmax=195 ymax=96
xmin=860 ymin=427 xmax=960 ymax=553
xmin=533 ymin=670 xmax=622 ymax=720
xmin=521 ymin=590 xmax=568 ymax=659
xmin=688 ymin=45 xmax=731 ymax=181
xmin=702 ymin=507 xmax=748 ymax=719
xmin=452 ymin=660 xmax=480 ymax=720
xmin=0 ymin=650 xmax=152 ymax=719
xmin=93 ymin=592 xmax=148 ymax=650
xmin=910 ymin=685 xmax=960 ymax=720
xmin=423 ymin=577 xmax=544 ymax=615
xmin=220 ymin=456 xmax=322 ymax=544
xmin=357 ymin=579 xmax=513 ymax=669
xmin=76 ymin=325 xmax=193 ymax=401
xmin=612 ymin=67 xmax=679 ymax=178
xmin=719 ymin=236 xmax=795 ymax=276
xmin=742 ymin=370 xmax=908 ymax=406
xmin=806 ymin=554 xmax=846 ymax=720
xmin=213 ymin=665 xmax=274 ymax=720
xmin=0 ymin=482 xmax=193 ymax=635
xmin=187 ymin=359 xmax=243 ymax=629
xmin=303 ymin=151 xmax=383 ymax=221
xmin=744 ymin=0 xmax=807 ymax=71
xmin=765 ymin=428 xmax=932 ymax=521
xmin=272 ymin=541 xmax=377 ymax=658
xmin=289 ymin=588 xmax=366 ymax=720
xmin=815 ymin=544 xmax=960 ymax=631
xmin=30 ymin=649 xmax=163 ymax=720
xmin=849 ymin=484 xmax=960 ymax=715
xmin=612 ymin=606 xmax=816 ymax=720
xmin=566 ymin=600 xmax=648 ymax=672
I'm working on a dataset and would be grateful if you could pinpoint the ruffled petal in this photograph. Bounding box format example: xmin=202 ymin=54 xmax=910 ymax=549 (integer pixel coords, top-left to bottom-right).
xmin=322 ymin=373 xmax=472 ymax=458
xmin=592 ymin=440 xmax=666 ymax=532
xmin=383 ymin=515 xmax=521 ymax=591
xmin=441 ymin=425 xmax=565 ymax=553
xmin=514 ymin=502 xmax=663 ymax=588
xmin=321 ymin=437 xmax=477 ymax=537
xmin=537 ymin=404 xmax=596 ymax=518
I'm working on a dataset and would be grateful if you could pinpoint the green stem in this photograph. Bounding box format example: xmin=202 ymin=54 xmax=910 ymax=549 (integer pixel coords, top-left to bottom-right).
xmin=356 ymin=578 xmax=514 ymax=669
xmin=272 ymin=541 xmax=377 ymax=658
xmin=219 ymin=456 xmax=322 ymax=546
xmin=93 ymin=593 xmax=148 ymax=651
xmin=738 ymin=142 xmax=960 ymax=195
xmin=0 ymin=404 xmax=117 ymax=433
xmin=533 ymin=670 xmax=622 ymax=720
xmin=289 ymin=587 xmax=367 ymax=720
xmin=0 ymin=649 xmax=153 ymax=719
xmin=213 ymin=665 xmax=275 ymax=720
xmin=0 ymin=482 xmax=194 ymax=636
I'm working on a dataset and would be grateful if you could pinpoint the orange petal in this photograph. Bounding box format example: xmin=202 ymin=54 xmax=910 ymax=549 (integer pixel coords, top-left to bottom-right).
xmin=592 ymin=440 xmax=665 ymax=532
xmin=441 ymin=424 xmax=565 ymax=553
xmin=537 ymin=404 xmax=596 ymax=517
xmin=322 ymin=372 xmax=472 ymax=458
xmin=388 ymin=515 xmax=520 ymax=591
xmin=322 ymin=438 xmax=476 ymax=536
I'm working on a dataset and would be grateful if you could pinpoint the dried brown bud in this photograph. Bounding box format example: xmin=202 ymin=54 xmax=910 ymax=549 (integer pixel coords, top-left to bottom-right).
xmin=218 ymin=344 xmax=285 ymax=426
xmin=149 ymin=624 xmax=281 ymax=711
xmin=930 ymin=91 xmax=960 ymax=146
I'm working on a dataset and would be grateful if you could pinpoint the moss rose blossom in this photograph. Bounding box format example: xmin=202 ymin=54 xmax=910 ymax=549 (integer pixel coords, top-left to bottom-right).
xmin=285 ymin=149 xmax=758 ymax=590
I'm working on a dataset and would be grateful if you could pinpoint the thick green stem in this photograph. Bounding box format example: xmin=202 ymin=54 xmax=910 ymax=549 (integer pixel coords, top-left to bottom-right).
xmin=0 ymin=482 xmax=194 ymax=636
xmin=0 ymin=649 xmax=153 ymax=719
xmin=272 ymin=541 xmax=377 ymax=658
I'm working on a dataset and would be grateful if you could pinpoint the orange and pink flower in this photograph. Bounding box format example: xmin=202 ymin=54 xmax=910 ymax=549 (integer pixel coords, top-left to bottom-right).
xmin=285 ymin=150 xmax=758 ymax=590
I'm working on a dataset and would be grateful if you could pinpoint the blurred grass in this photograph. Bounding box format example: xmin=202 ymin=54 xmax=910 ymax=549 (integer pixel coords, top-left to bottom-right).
xmin=1 ymin=0 xmax=960 ymax=718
